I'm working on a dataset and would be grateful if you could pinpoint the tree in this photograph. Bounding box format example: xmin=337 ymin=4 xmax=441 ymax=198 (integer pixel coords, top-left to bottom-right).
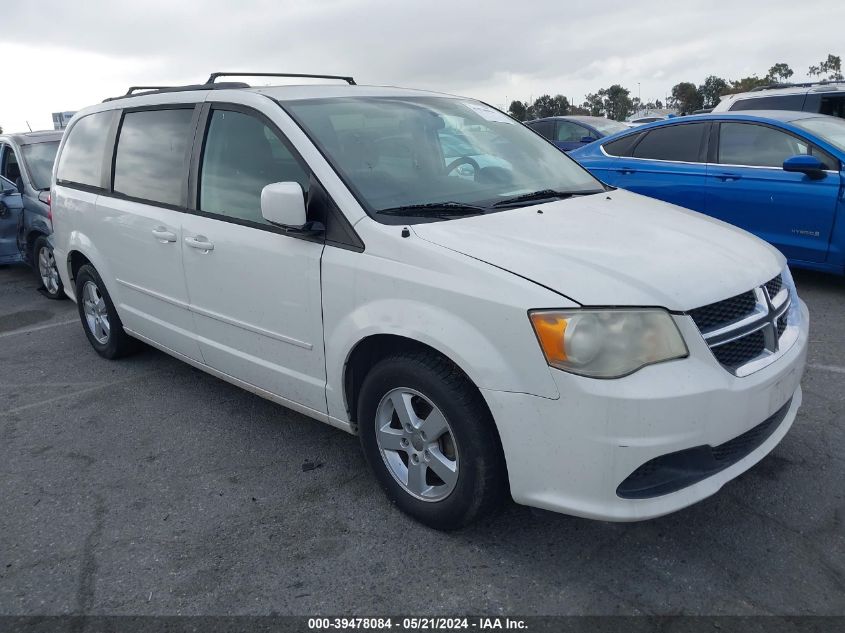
xmin=767 ymin=63 xmax=794 ymax=83
xmin=726 ymin=75 xmax=770 ymax=94
xmin=698 ymin=75 xmax=729 ymax=109
xmin=809 ymin=54 xmax=842 ymax=80
xmin=568 ymin=104 xmax=590 ymax=116
xmin=655 ymin=99 xmax=663 ymax=109
xmin=582 ymin=93 xmax=604 ymax=117
xmin=526 ymin=94 xmax=570 ymax=119
xmin=597 ymin=85 xmax=633 ymax=121
xmin=668 ymin=82 xmax=703 ymax=114
xmin=507 ymin=100 xmax=528 ymax=122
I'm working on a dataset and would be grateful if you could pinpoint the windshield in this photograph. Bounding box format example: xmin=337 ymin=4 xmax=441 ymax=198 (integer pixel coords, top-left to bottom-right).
xmin=589 ymin=119 xmax=629 ymax=136
xmin=21 ymin=141 xmax=60 ymax=190
xmin=284 ymin=96 xmax=603 ymax=220
xmin=793 ymin=116 xmax=845 ymax=154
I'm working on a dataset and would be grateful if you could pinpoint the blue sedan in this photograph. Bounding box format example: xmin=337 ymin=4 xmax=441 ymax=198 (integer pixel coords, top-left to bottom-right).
xmin=525 ymin=116 xmax=630 ymax=152
xmin=571 ymin=111 xmax=845 ymax=275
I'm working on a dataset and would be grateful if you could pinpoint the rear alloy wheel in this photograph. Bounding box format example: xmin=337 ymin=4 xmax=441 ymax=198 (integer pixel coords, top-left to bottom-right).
xmin=74 ymin=264 xmax=140 ymax=359
xmin=358 ymin=350 xmax=507 ymax=530
xmin=34 ymin=236 xmax=63 ymax=299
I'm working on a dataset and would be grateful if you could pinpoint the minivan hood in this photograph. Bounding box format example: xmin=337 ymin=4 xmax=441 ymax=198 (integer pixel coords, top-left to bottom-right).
xmin=411 ymin=190 xmax=784 ymax=311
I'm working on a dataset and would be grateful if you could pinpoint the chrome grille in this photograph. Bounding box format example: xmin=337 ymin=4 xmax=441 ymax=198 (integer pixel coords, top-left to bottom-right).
xmin=688 ymin=273 xmax=794 ymax=376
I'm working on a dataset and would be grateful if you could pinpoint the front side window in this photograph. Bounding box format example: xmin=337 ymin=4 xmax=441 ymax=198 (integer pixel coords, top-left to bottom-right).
xmin=199 ymin=109 xmax=310 ymax=225
xmin=113 ymin=108 xmax=195 ymax=206
xmin=632 ymin=123 xmax=707 ymax=162
xmin=793 ymin=116 xmax=845 ymax=156
xmin=56 ymin=111 xmax=114 ymax=188
xmin=21 ymin=141 xmax=60 ymax=190
xmin=1 ymin=145 xmax=21 ymax=183
xmin=719 ymin=122 xmax=818 ymax=168
xmin=285 ymin=97 xmax=601 ymax=220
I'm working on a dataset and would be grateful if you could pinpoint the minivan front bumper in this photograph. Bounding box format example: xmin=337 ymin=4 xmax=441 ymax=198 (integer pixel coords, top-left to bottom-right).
xmin=482 ymin=301 xmax=809 ymax=521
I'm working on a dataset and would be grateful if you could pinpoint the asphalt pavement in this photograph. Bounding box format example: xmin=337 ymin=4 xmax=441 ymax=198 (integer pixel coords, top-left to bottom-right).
xmin=0 ymin=263 xmax=843 ymax=616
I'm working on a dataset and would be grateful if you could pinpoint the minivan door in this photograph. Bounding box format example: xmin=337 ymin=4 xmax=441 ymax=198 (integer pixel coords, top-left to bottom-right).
xmin=705 ymin=121 xmax=839 ymax=263
xmin=180 ymin=106 xmax=327 ymax=415
xmin=0 ymin=173 xmax=23 ymax=264
xmin=95 ymin=106 xmax=204 ymax=361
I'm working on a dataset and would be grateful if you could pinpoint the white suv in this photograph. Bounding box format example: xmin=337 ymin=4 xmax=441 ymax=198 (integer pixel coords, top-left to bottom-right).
xmin=51 ymin=73 xmax=809 ymax=529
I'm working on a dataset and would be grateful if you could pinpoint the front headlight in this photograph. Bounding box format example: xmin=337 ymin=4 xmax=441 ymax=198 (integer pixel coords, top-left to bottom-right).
xmin=529 ymin=309 xmax=688 ymax=378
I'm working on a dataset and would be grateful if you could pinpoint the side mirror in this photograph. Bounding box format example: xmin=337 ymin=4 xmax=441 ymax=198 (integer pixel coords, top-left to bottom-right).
xmin=783 ymin=155 xmax=826 ymax=179
xmin=580 ymin=136 xmax=598 ymax=144
xmin=260 ymin=182 xmax=323 ymax=235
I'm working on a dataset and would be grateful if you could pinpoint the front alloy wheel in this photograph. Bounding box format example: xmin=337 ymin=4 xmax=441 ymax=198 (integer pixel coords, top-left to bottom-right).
xmin=34 ymin=236 xmax=63 ymax=299
xmin=376 ymin=387 xmax=459 ymax=502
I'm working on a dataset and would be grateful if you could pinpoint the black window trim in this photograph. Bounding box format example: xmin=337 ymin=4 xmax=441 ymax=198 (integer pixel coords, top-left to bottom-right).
xmin=186 ymin=101 xmax=364 ymax=251
xmin=713 ymin=120 xmax=841 ymax=172
xmin=55 ymin=109 xmax=120 ymax=194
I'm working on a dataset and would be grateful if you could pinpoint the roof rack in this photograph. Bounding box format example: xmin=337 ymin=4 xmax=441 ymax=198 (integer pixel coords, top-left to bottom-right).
xmin=750 ymin=80 xmax=845 ymax=92
xmin=206 ymin=72 xmax=356 ymax=85
xmin=103 ymin=72 xmax=357 ymax=102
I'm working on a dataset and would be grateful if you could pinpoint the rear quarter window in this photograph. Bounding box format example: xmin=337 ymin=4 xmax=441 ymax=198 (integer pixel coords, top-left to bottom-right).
xmin=602 ymin=132 xmax=642 ymax=157
xmin=632 ymin=123 xmax=707 ymax=162
xmin=729 ymin=94 xmax=805 ymax=112
xmin=56 ymin=111 xmax=115 ymax=188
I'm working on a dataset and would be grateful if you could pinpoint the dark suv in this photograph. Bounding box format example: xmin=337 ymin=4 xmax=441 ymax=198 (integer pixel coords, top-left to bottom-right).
xmin=0 ymin=131 xmax=64 ymax=298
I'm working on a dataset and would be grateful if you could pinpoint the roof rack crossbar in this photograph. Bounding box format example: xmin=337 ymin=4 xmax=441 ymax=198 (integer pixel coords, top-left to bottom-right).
xmin=206 ymin=72 xmax=356 ymax=85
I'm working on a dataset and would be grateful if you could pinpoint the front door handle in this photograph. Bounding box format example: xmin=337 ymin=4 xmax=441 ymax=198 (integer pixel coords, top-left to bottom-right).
xmin=185 ymin=235 xmax=214 ymax=252
xmin=151 ymin=226 xmax=177 ymax=242
xmin=715 ymin=173 xmax=742 ymax=182
xmin=618 ymin=168 xmax=637 ymax=175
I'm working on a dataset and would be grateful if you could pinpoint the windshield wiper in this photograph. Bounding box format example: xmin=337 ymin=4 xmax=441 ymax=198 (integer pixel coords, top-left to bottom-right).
xmin=491 ymin=189 xmax=602 ymax=209
xmin=378 ymin=202 xmax=488 ymax=218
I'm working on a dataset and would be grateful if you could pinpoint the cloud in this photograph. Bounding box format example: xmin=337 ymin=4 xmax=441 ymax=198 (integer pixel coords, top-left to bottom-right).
xmin=1 ymin=0 xmax=843 ymax=131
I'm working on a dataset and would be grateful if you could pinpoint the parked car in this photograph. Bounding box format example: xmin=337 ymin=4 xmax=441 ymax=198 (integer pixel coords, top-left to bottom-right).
xmin=0 ymin=131 xmax=64 ymax=297
xmin=525 ymin=116 xmax=629 ymax=151
xmin=713 ymin=81 xmax=845 ymax=119
xmin=571 ymin=111 xmax=845 ymax=275
xmin=51 ymin=74 xmax=808 ymax=529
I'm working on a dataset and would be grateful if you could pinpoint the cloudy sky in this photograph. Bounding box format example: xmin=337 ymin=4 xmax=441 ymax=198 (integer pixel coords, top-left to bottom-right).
xmin=2 ymin=0 xmax=843 ymax=132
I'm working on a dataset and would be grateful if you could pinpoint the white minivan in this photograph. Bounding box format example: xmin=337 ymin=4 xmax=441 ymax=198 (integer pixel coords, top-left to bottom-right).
xmin=51 ymin=73 xmax=809 ymax=529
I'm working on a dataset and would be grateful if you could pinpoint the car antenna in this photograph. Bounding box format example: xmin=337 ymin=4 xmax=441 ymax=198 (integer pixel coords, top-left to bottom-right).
xmin=26 ymin=121 xmax=32 ymax=132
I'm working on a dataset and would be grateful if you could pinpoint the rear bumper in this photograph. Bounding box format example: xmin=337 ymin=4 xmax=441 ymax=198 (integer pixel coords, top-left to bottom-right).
xmin=483 ymin=301 xmax=809 ymax=521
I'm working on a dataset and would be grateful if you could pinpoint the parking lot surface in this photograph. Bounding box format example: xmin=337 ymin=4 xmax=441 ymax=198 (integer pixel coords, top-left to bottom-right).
xmin=0 ymin=263 xmax=843 ymax=616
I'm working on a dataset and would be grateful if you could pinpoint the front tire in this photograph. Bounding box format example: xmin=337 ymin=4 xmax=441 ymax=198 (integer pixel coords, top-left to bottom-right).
xmin=358 ymin=350 xmax=507 ymax=530
xmin=75 ymin=264 xmax=139 ymax=359
xmin=34 ymin=236 xmax=64 ymax=300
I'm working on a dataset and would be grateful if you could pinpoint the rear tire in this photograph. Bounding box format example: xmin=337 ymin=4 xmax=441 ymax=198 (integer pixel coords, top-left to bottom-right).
xmin=33 ymin=236 xmax=64 ymax=300
xmin=75 ymin=264 xmax=140 ymax=359
xmin=358 ymin=350 xmax=507 ymax=530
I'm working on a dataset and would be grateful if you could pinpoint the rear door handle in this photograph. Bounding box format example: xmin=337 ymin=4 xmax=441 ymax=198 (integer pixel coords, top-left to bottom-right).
xmin=151 ymin=227 xmax=177 ymax=242
xmin=715 ymin=173 xmax=742 ymax=181
xmin=185 ymin=235 xmax=214 ymax=252
xmin=618 ymin=168 xmax=637 ymax=175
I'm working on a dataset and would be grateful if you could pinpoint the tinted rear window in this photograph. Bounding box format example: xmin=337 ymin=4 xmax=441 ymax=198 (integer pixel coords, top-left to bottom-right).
xmin=527 ymin=120 xmax=555 ymax=140
xmin=113 ymin=108 xmax=195 ymax=206
xmin=56 ymin=111 xmax=114 ymax=188
xmin=632 ymin=123 xmax=707 ymax=162
xmin=729 ymin=94 xmax=805 ymax=112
